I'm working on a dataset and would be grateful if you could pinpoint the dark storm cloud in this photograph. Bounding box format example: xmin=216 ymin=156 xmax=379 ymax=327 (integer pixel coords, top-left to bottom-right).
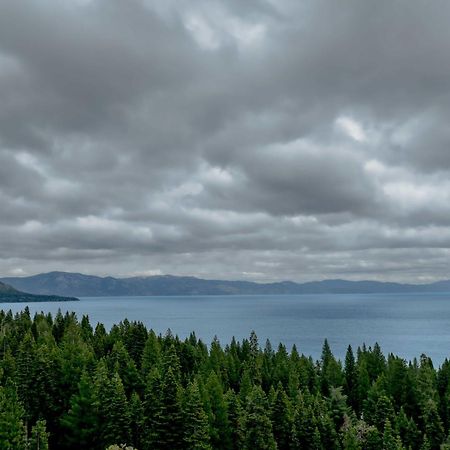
xmin=1 ymin=0 xmax=450 ymax=281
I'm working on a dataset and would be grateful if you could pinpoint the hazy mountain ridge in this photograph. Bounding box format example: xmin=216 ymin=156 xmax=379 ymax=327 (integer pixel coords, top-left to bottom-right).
xmin=0 ymin=281 xmax=17 ymax=294
xmin=2 ymin=271 xmax=450 ymax=297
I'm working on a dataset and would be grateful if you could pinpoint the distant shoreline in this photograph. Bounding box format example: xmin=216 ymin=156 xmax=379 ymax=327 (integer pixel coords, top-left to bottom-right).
xmin=0 ymin=293 xmax=79 ymax=303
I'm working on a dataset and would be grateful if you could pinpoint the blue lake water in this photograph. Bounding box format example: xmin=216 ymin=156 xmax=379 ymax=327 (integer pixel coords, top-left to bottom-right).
xmin=3 ymin=292 xmax=450 ymax=364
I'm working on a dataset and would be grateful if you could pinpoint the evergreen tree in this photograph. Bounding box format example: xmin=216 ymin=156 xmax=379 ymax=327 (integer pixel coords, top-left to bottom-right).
xmin=154 ymin=366 xmax=184 ymax=449
xmin=239 ymin=385 xmax=276 ymax=450
xmin=142 ymin=367 xmax=163 ymax=450
xmin=364 ymin=382 xmax=394 ymax=431
xmin=0 ymin=382 xmax=27 ymax=450
xmin=184 ymin=380 xmax=212 ymax=450
xmin=273 ymin=343 xmax=290 ymax=388
xmin=382 ymin=419 xmax=402 ymax=450
xmin=344 ymin=345 xmax=358 ymax=411
xmin=292 ymin=395 xmax=320 ymax=449
xmin=374 ymin=395 xmax=395 ymax=431
xmin=356 ymin=360 xmax=371 ymax=414
xmin=367 ymin=343 xmax=386 ymax=383
xmin=80 ymin=315 xmax=94 ymax=343
xmin=364 ymin=425 xmax=383 ymax=450
xmin=328 ymin=386 xmax=348 ymax=430
xmin=209 ymin=336 xmax=226 ymax=376
xmin=95 ymin=363 xmax=131 ymax=448
xmin=384 ymin=355 xmax=408 ymax=408
xmin=395 ymin=407 xmax=420 ymax=450
xmin=224 ymin=389 xmax=242 ymax=450
xmin=270 ymin=384 xmax=293 ymax=450
xmin=29 ymin=419 xmax=49 ymax=450
xmin=58 ymin=322 xmax=94 ymax=411
xmin=320 ymin=339 xmax=343 ymax=396
xmin=417 ymin=355 xmax=438 ymax=409
xmin=108 ymin=341 xmax=142 ymax=395
xmin=421 ymin=399 xmax=444 ymax=450
xmin=61 ymin=371 xmax=99 ymax=450
xmin=0 ymin=348 xmax=16 ymax=385
xmin=342 ymin=425 xmax=362 ymax=450
xmin=123 ymin=321 xmax=148 ymax=368
xmin=33 ymin=344 xmax=60 ymax=445
xmin=129 ymin=392 xmax=144 ymax=450
xmin=205 ymin=371 xmax=232 ymax=450
xmin=239 ymin=369 xmax=253 ymax=402
xmin=245 ymin=331 xmax=262 ymax=385
xmin=93 ymin=322 xmax=109 ymax=358
xmin=16 ymin=331 xmax=36 ymax=426
xmin=107 ymin=373 xmax=132 ymax=447
xmin=261 ymin=339 xmax=275 ymax=392
xmin=420 ymin=435 xmax=431 ymax=450
xmin=315 ymin=406 xmax=339 ymax=450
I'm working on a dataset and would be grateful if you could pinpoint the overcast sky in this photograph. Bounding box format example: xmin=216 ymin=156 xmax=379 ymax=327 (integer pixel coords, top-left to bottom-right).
xmin=1 ymin=0 xmax=450 ymax=282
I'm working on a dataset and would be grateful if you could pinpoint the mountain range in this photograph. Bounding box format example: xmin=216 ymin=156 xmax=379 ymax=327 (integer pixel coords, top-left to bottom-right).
xmin=2 ymin=271 xmax=450 ymax=297
xmin=0 ymin=280 xmax=79 ymax=302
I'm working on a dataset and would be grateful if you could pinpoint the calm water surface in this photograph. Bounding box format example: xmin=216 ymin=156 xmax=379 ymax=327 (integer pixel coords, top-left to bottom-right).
xmin=3 ymin=292 xmax=450 ymax=363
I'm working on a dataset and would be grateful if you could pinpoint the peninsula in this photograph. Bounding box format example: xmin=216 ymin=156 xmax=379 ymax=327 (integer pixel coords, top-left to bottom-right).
xmin=0 ymin=280 xmax=78 ymax=302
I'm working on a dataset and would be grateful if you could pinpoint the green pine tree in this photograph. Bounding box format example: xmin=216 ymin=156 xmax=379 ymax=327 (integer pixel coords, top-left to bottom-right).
xmin=154 ymin=366 xmax=184 ymax=450
xmin=141 ymin=331 xmax=161 ymax=376
xmin=224 ymin=389 xmax=242 ymax=450
xmin=356 ymin=360 xmax=371 ymax=413
xmin=142 ymin=367 xmax=163 ymax=450
xmin=29 ymin=419 xmax=49 ymax=450
xmin=184 ymin=380 xmax=212 ymax=450
xmin=0 ymin=382 xmax=27 ymax=450
xmin=292 ymin=396 xmax=318 ymax=449
xmin=342 ymin=425 xmax=362 ymax=450
xmin=205 ymin=371 xmax=232 ymax=450
xmin=420 ymin=434 xmax=431 ymax=450
xmin=129 ymin=391 xmax=144 ymax=450
xmin=421 ymin=399 xmax=444 ymax=450
xmin=270 ymin=384 xmax=292 ymax=450
xmin=95 ymin=363 xmax=131 ymax=448
xmin=61 ymin=371 xmax=99 ymax=450
xmin=344 ymin=345 xmax=358 ymax=411
xmin=16 ymin=331 xmax=36 ymax=426
xmin=320 ymin=339 xmax=343 ymax=396
xmin=382 ymin=419 xmax=403 ymax=450
xmin=239 ymin=385 xmax=276 ymax=450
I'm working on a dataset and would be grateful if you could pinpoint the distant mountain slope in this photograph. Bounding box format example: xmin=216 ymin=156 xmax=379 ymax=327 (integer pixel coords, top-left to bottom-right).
xmin=0 ymin=281 xmax=17 ymax=294
xmin=2 ymin=271 xmax=450 ymax=297
xmin=0 ymin=280 xmax=79 ymax=303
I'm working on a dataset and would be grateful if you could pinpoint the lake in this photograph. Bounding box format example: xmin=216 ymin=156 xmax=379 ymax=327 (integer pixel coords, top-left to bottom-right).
xmin=2 ymin=292 xmax=450 ymax=364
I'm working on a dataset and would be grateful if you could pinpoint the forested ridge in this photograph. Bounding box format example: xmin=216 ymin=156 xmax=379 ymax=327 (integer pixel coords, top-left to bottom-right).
xmin=0 ymin=281 xmax=78 ymax=303
xmin=1 ymin=308 xmax=450 ymax=449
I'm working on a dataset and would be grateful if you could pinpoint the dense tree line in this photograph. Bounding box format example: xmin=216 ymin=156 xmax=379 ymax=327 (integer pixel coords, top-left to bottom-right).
xmin=1 ymin=308 xmax=450 ymax=449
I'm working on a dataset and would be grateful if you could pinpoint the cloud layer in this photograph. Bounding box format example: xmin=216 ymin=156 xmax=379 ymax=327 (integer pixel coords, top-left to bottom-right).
xmin=1 ymin=0 xmax=450 ymax=282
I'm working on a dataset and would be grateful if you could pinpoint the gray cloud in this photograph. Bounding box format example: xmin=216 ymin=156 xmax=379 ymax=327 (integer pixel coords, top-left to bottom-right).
xmin=1 ymin=0 xmax=450 ymax=282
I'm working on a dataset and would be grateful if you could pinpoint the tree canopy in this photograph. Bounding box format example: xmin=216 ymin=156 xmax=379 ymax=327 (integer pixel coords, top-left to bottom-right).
xmin=0 ymin=307 xmax=449 ymax=449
